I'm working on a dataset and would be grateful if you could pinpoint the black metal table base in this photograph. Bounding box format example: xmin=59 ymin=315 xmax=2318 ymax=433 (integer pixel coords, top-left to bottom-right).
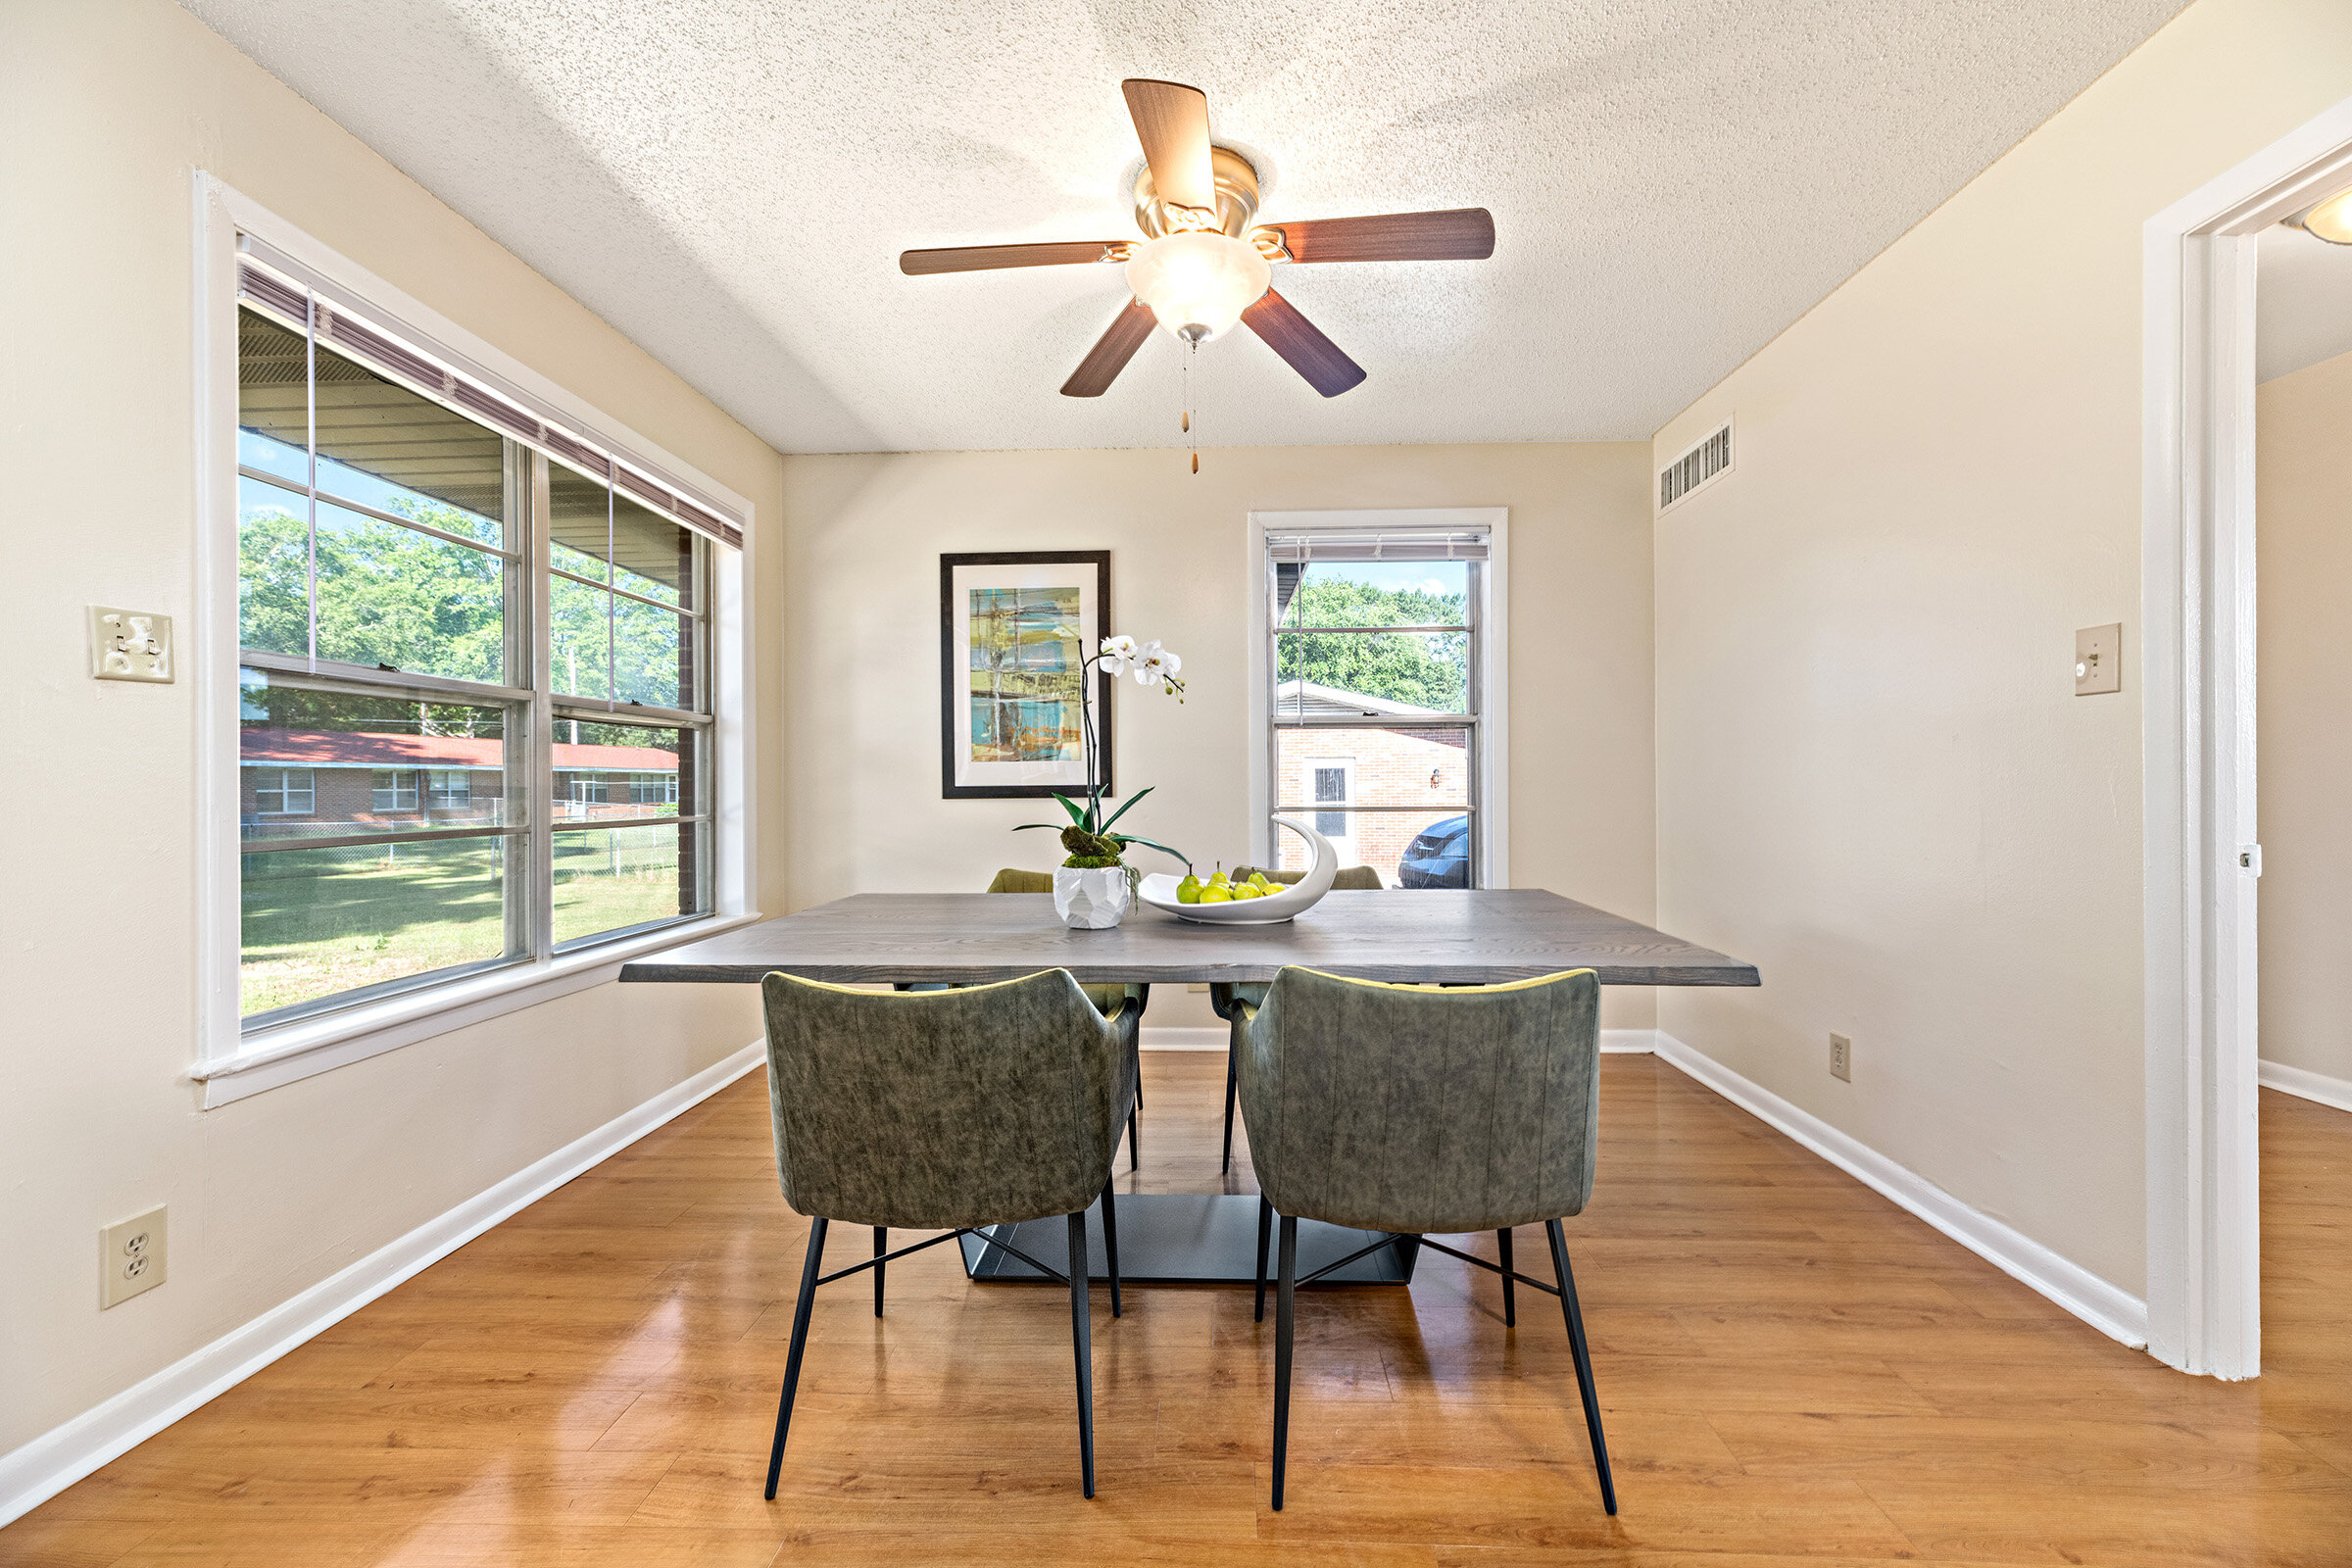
xmin=958 ymin=1194 xmax=1416 ymax=1286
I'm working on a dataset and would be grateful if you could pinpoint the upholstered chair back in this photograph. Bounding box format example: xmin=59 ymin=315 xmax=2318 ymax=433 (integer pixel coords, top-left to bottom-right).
xmin=760 ymin=969 xmax=1135 ymax=1231
xmin=1236 ymin=966 xmax=1601 ymax=1235
xmin=1234 ymin=864 xmax=1385 ymax=891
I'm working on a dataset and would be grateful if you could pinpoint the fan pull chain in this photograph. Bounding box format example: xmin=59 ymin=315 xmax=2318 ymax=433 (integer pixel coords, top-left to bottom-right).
xmin=1185 ymin=337 xmax=1199 ymax=474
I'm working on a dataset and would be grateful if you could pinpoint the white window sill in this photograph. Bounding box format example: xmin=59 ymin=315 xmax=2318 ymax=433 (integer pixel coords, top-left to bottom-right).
xmin=192 ymin=910 xmax=764 ymax=1107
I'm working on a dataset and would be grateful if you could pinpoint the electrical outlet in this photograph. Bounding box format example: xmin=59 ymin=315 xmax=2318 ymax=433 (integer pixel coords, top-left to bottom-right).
xmin=101 ymin=1206 xmax=168 ymax=1308
xmin=89 ymin=607 xmax=173 ymax=682
xmin=1829 ymin=1033 xmax=1852 ymax=1083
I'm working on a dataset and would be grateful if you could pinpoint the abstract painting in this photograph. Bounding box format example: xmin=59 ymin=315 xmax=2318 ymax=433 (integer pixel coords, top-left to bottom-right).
xmin=939 ymin=552 xmax=1110 ymax=798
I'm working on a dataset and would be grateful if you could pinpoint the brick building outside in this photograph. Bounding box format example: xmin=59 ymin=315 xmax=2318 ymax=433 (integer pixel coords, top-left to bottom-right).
xmin=238 ymin=729 xmax=680 ymax=837
xmin=1271 ymin=681 xmax=1470 ymax=885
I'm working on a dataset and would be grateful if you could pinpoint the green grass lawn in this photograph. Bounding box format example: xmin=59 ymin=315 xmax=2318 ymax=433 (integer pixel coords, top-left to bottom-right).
xmin=241 ymin=833 xmax=688 ymax=1017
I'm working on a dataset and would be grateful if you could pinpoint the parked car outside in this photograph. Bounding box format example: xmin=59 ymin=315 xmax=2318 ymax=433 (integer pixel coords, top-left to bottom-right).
xmin=1397 ymin=814 xmax=1470 ymax=888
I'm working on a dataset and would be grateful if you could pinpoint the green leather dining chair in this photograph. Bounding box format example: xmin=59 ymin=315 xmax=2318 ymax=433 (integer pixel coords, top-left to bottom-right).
xmin=996 ymin=869 xmax=1149 ymax=1164
xmin=1229 ymin=965 xmax=1615 ymax=1515
xmin=1211 ymin=866 xmax=1380 ymax=1175
xmin=904 ymin=869 xmax=1151 ymax=1164
xmin=758 ymin=968 xmax=1139 ymax=1500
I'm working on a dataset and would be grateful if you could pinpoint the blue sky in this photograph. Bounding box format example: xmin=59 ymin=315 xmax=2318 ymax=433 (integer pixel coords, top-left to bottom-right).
xmin=1307 ymin=561 xmax=1467 ymax=596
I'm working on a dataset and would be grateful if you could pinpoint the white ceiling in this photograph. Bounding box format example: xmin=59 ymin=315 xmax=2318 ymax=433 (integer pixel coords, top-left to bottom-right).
xmin=185 ymin=0 xmax=2188 ymax=454
xmin=2257 ymin=222 xmax=2352 ymax=384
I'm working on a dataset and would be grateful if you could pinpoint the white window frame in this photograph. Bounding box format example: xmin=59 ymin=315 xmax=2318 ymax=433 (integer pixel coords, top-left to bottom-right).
xmin=252 ymin=767 xmax=315 ymax=816
xmin=371 ymin=770 xmax=420 ymax=812
xmin=1303 ymin=756 xmax=1357 ymax=853
xmin=192 ymin=174 xmax=760 ymax=1107
xmin=1245 ymin=509 xmax=1508 ymax=885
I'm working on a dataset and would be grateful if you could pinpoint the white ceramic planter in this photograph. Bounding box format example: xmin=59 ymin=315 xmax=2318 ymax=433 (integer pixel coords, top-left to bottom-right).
xmin=1054 ymin=864 xmax=1132 ymax=928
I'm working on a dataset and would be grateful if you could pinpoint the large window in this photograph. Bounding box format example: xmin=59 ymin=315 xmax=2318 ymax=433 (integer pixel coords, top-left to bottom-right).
xmin=232 ymin=262 xmax=727 ymax=1031
xmin=1263 ymin=525 xmax=1492 ymax=888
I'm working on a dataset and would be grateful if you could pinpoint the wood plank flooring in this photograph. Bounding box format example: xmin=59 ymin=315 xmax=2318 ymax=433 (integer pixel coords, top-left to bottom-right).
xmin=6 ymin=1058 xmax=2349 ymax=1566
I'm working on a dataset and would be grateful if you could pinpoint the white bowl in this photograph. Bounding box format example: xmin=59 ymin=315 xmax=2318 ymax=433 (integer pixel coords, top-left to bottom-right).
xmin=1138 ymin=816 xmax=1339 ymax=924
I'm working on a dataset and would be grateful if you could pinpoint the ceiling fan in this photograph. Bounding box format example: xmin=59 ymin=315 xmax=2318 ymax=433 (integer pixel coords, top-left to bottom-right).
xmin=900 ymin=79 xmax=1494 ymax=400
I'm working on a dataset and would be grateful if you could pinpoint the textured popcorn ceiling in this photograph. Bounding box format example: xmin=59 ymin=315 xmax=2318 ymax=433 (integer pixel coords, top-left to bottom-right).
xmin=185 ymin=0 xmax=2187 ymax=454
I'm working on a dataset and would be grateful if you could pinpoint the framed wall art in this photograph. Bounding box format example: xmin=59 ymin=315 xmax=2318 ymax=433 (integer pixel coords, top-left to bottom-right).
xmin=939 ymin=551 xmax=1111 ymax=799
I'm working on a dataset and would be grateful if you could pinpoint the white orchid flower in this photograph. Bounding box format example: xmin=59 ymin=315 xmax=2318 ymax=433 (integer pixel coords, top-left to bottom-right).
xmin=1137 ymin=640 xmax=1186 ymax=700
xmin=1097 ymin=634 xmax=1139 ymax=677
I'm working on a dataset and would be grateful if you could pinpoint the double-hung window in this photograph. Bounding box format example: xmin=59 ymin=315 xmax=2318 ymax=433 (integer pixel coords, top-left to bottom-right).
xmin=371 ymin=771 xmax=419 ymax=812
xmin=231 ymin=247 xmax=738 ymax=1033
xmin=250 ymin=768 xmax=315 ymax=817
xmin=1261 ymin=520 xmax=1496 ymax=888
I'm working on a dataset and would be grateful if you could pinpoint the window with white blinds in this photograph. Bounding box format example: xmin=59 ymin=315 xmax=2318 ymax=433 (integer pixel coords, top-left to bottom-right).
xmin=231 ymin=245 xmax=734 ymax=1032
xmin=1263 ymin=524 xmax=1493 ymax=890
xmin=236 ymin=244 xmax=744 ymax=550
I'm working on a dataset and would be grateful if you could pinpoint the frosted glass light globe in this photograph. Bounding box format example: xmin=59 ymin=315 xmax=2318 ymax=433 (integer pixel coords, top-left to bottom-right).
xmin=2301 ymin=187 xmax=2352 ymax=244
xmin=1124 ymin=232 xmax=1272 ymax=342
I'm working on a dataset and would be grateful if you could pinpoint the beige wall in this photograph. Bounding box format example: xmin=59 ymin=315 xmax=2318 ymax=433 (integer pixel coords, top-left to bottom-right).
xmin=1650 ymin=0 xmax=2352 ymax=1300
xmin=2258 ymin=347 xmax=2352 ymax=1089
xmin=779 ymin=443 xmax=1658 ymax=1032
xmin=0 ymin=0 xmax=782 ymax=1455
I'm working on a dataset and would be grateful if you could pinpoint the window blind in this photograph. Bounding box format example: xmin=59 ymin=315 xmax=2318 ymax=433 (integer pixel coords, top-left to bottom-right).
xmin=234 ymin=243 xmax=745 ymax=551
xmin=1264 ymin=529 xmax=1489 ymax=563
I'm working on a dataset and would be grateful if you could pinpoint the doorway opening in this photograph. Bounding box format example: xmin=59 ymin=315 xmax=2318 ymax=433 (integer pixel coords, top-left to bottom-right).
xmin=2143 ymin=94 xmax=2352 ymax=1379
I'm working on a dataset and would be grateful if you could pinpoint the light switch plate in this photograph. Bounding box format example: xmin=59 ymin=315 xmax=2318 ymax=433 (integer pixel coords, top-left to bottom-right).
xmin=2076 ymin=623 xmax=2121 ymax=696
xmin=90 ymin=607 xmax=173 ymax=683
xmin=102 ymin=1205 xmax=168 ymax=1308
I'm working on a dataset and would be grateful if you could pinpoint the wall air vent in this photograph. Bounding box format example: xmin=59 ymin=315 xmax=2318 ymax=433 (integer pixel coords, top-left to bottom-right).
xmin=1659 ymin=418 xmax=1734 ymax=514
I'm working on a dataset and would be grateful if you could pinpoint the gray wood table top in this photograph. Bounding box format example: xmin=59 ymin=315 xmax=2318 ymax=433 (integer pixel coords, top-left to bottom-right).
xmin=617 ymin=890 xmax=1759 ymax=988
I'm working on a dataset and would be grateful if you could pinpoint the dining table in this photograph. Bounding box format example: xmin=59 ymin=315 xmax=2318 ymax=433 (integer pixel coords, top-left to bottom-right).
xmin=619 ymin=888 xmax=1759 ymax=1290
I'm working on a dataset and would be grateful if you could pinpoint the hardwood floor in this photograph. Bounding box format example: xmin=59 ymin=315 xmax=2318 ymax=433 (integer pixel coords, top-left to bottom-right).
xmin=7 ymin=1058 xmax=2349 ymax=1566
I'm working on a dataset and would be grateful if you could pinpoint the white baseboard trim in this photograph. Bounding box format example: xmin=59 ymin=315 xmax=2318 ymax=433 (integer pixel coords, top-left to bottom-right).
xmin=1600 ymin=1028 xmax=1660 ymax=1054
xmin=2259 ymin=1057 xmax=2352 ymax=1113
xmin=0 ymin=1041 xmax=765 ymax=1530
xmin=1652 ymin=1034 xmax=2150 ymax=1351
xmin=1141 ymin=1026 xmax=1228 ymax=1052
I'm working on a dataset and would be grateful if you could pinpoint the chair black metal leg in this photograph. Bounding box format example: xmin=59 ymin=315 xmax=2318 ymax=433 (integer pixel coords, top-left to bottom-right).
xmin=1221 ymin=1037 xmax=1240 ymax=1174
xmin=1100 ymin=1175 xmax=1122 ymax=1318
xmin=872 ymin=1226 xmax=886 ymax=1318
xmin=1545 ymin=1218 xmax=1616 ymax=1515
xmin=1128 ymin=1105 xmax=1141 ymax=1172
xmin=1498 ymin=1226 xmax=1516 ymax=1328
xmin=1272 ymin=1213 xmax=1298 ymax=1511
xmin=1065 ymin=1210 xmax=1097 ymax=1498
xmin=764 ymin=1216 xmax=827 ymax=1500
xmin=1253 ymin=1194 xmax=1273 ymax=1323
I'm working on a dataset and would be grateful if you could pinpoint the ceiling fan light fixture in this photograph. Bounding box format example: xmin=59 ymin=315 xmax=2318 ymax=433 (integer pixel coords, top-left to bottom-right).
xmin=2288 ymin=185 xmax=2352 ymax=244
xmin=1124 ymin=232 xmax=1270 ymax=342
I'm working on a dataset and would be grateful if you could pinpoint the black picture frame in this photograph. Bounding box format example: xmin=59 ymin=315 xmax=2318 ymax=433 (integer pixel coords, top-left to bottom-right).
xmin=940 ymin=551 xmax=1113 ymax=800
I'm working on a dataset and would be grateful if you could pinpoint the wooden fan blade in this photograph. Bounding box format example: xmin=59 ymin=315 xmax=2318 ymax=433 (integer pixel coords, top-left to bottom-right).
xmin=1242 ymin=288 xmax=1367 ymax=397
xmin=1060 ymin=299 xmax=1158 ymax=397
xmin=1262 ymin=208 xmax=1495 ymax=264
xmin=1121 ymin=78 xmax=1215 ymax=214
xmin=901 ymin=242 xmax=1125 ymax=275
